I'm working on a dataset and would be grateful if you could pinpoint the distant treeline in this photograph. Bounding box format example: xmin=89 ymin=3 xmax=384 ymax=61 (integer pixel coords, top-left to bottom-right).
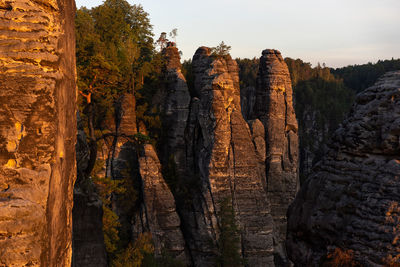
xmin=332 ymin=59 xmax=400 ymax=93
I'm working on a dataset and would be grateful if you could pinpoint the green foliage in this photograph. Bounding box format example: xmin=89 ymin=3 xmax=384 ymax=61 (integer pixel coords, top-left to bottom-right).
xmin=236 ymin=57 xmax=258 ymax=89
xmin=181 ymin=59 xmax=195 ymax=97
xmin=217 ymin=197 xmax=243 ymax=267
xmin=211 ymin=41 xmax=232 ymax=58
xmin=103 ymin=205 xmax=122 ymax=254
xmin=332 ymin=58 xmax=400 ymax=93
xmin=111 ymin=233 xmax=185 ymax=267
xmin=112 ymin=232 xmax=156 ymax=267
xmin=285 ymin=58 xmax=355 ymax=132
xmin=76 ymin=0 xmax=161 ymax=139
xmin=285 ymin=58 xmax=355 ymax=182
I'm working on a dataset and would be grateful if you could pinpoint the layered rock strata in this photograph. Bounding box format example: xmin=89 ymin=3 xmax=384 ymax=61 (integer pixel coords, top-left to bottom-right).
xmin=255 ymin=49 xmax=299 ymax=263
xmin=0 ymin=0 xmax=76 ymax=265
xmin=182 ymin=47 xmax=275 ymax=266
xmin=287 ymin=71 xmax=400 ymax=266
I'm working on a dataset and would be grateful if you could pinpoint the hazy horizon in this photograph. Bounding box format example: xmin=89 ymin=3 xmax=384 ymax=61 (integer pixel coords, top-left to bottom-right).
xmin=75 ymin=0 xmax=400 ymax=68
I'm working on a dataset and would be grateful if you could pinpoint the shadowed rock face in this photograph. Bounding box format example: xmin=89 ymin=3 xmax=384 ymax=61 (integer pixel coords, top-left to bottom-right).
xmin=182 ymin=47 xmax=275 ymax=266
xmin=0 ymin=0 xmax=76 ymax=266
xmin=132 ymin=144 xmax=187 ymax=260
xmin=255 ymin=49 xmax=299 ymax=263
xmin=159 ymin=46 xmax=190 ymax=178
xmin=287 ymin=71 xmax=400 ymax=266
xmin=72 ymin=114 xmax=107 ymax=267
xmin=113 ymin=142 xmax=187 ymax=261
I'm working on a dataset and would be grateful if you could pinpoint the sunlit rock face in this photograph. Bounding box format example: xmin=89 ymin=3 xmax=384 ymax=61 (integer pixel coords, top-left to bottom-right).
xmin=0 ymin=0 xmax=76 ymax=266
xmin=254 ymin=49 xmax=299 ymax=264
xmin=287 ymin=71 xmax=400 ymax=266
xmin=181 ymin=47 xmax=275 ymax=266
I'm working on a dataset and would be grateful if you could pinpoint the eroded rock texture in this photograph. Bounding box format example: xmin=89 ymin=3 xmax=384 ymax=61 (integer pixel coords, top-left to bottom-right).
xmin=182 ymin=47 xmax=275 ymax=266
xmin=158 ymin=45 xmax=190 ymax=177
xmin=132 ymin=144 xmax=187 ymax=260
xmin=113 ymin=142 xmax=187 ymax=261
xmin=255 ymin=49 xmax=299 ymax=263
xmin=72 ymin=114 xmax=107 ymax=267
xmin=287 ymin=71 xmax=400 ymax=266
xmin=110 ymin=84 xmax=186 ymax=261
xmin=0 ymin=0 xmax=76 ymax=265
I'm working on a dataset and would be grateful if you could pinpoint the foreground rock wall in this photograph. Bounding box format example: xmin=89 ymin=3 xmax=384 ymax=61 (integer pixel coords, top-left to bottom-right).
xmin=287 ymin=71 xmax=400 ymax=266
xmin=0 ymin=0 xmax=76 ymax=265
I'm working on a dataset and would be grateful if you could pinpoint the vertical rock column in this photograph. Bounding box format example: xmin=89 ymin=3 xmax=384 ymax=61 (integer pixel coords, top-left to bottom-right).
xmin=158 ymin=45 xmax=190 ymax=176
xmin=255 ymin=49 xmax=299 ymax=262
xmin=130 ymin=144 xmax=187 ymax=261
xmin=0 ymin=0 xmax=76 ymax=266
xmin=183 ymin=47 xmax=275 ymax=266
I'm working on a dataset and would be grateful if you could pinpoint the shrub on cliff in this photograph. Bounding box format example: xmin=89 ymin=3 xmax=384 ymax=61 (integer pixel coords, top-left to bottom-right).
xmin=217 ymin=197 xmax=243 ymax=267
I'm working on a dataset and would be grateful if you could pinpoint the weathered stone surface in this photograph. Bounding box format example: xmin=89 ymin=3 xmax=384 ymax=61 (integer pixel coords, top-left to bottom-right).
xmin=298 ymin=108 xmax=330 ymax=180
xmin=287 ymin=71 xmax=400 ymax=266
xmin=255 ymin=49 xmax=299 ymax=264
xmin=0 ymin=0 xmax=76 ymax=265
xmin=159 ymin=45 xmax=190 ymax=177
xmin=132 ymin=144 xmax=186 ymax=260
xmin=182 ymin=47 xmax=275 ymax=266
xmin=117 ymin=92 xmax=137 ymax=137
xmin=72 ymin=114 xmax=107 ymax=267
xmin=113 ymin=142 xmax=186 ymax=261
xmin=241 ymin=86 xmax=257 ymax=121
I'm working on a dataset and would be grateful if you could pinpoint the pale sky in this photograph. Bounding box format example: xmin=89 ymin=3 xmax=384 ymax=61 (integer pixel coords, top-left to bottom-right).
xmin=75 ymin=0 xmax=400 ymax=68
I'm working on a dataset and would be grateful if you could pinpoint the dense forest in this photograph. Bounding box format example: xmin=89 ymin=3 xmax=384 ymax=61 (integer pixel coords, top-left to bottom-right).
xmin=75 ymin=1 xmax=168 ymax=265
xmin=74 ymin=0 xmax=400 ymax=265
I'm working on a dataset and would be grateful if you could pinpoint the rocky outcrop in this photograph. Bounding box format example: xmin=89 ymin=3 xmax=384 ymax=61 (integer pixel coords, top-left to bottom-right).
xmin=72 ymin=114 xmax=107 ymax=267
xmin=131 ymin=144 xmax=187 ymax=260
xmin=158 ymin=45 xmax=190 ymax=177
xmin=113 ymin=141 xmax=186 ymax=261
xmin=298 ymin=108 xmax=330 ymax=180
xmin=182 ymin=47 xmax=275 ymax=266
xmin=109 ymin=70 xmax=187 ymax=261
xmin=254 ymin=49 xmax=299 ymax=263
xmin=0 ymin=0 xmax=76 ymax=265
xmin=287 ymin=71 xmax=400 ymax=266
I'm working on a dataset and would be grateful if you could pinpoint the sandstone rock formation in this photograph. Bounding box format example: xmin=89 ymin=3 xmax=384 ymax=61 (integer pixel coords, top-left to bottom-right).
xmin=255 ymin=49 xmax=299 ymax=263
xmin=113 ymin=141 xmax=187 ymax=261
xmin=0 ymin=0 xmax=76 ymax=265
xmin=158 ymin=45 xmax=190 ymax=178
xmin=287 ymin=71 xmax=400 ymax=266
xmin=181 ymin=47 xmax=275 ymax=266
xmin=132 ymin=144 xmax=187 ymax=260
xmin=72 ymin=114 xmax=107 ymax=267
xmin=110 ymin=79 xmax=187 ymax=261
